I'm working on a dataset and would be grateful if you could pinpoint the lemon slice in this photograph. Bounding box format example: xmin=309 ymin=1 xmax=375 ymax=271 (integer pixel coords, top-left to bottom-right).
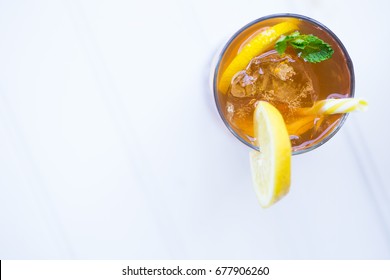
xmin=219 ymin=21 xmax=299 ymax=94
xmin=250 ymin=101 xmax=291 ymax=207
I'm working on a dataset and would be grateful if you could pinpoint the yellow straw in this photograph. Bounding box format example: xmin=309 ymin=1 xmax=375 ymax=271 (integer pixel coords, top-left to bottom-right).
xmin=297 ymin=98 xmax=368 ymax=115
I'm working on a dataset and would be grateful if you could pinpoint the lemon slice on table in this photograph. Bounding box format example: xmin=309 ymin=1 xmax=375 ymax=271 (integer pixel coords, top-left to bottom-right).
xmin=250 ymin=101 xmax=292 ymax=208
xmin=219 ymin=21 xmax=299 ymax=94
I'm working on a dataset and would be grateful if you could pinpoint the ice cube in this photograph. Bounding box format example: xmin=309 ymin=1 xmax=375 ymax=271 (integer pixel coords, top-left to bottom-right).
xmin=225 ymin=97 xmax=258 ymax=137
xmin=226 ymin=102 xmax=234 ymax=121
xmin=272 ymin=61 xmax=295 ymax=81
xmin=230 ymin=70 xmax=256 ymax=97
xmin=229 ymin=50 xmax=317 ymax=107
xmin=226 ymin=50 xmax=319 ymax=136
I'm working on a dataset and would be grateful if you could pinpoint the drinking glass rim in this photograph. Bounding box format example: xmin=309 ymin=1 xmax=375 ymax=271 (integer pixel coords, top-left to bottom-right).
xmin=212 ymin=13 xmax=355 ymax=155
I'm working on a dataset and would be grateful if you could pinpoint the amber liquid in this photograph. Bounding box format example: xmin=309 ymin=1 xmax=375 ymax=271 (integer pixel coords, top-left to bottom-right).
xmin=216 ymin=17 xmax=352 ymax=152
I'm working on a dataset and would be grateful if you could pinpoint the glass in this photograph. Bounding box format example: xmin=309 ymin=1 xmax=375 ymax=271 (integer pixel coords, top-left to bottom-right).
xmin=212 ymin=13 xmax=355 ymax=155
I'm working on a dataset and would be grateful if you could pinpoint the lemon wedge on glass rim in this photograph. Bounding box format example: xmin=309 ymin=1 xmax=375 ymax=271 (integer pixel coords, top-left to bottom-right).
xmin=250 ymin=101 xmax=292 ymax=208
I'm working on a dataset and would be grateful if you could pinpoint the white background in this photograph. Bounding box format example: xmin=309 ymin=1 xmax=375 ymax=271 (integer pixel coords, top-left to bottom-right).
xmin=0 ymin=0 xmax=389 ymax=259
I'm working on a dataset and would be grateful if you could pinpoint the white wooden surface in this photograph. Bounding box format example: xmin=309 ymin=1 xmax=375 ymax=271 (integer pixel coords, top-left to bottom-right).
xmin=0 ymin=0 xmax=389 ymax=259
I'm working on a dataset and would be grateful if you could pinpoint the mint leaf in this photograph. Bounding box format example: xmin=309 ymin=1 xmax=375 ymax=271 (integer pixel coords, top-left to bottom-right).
xmin=275 ymin=31 xmax=300 ymax=54
xmin=275 ymin=31 xmax=334 ymax=63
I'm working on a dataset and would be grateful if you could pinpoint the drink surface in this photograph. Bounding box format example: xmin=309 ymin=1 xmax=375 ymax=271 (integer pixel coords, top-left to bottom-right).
xmin=216 ymin=17 xmax=352 ymax=152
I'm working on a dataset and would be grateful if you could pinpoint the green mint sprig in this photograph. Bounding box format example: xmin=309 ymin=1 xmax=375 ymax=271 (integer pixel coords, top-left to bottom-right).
xmin=275 ymin=31 xmax=334 ymax=63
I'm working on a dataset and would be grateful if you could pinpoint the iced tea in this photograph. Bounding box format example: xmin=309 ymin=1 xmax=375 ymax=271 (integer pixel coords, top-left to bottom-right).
xmin=214 ymin=15 xmax=354 ymax=153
